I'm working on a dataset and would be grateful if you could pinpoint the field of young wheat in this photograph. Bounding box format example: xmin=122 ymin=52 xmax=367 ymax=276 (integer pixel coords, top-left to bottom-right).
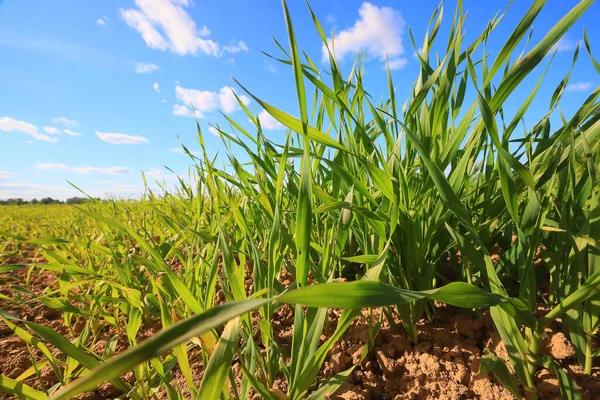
xmin=1 ymin=0 xmax=599 ymax=399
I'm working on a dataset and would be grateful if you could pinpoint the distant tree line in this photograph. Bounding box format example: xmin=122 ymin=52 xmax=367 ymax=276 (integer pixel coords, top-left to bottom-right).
xmin=0 ymin=197 xmax=100 ymax=205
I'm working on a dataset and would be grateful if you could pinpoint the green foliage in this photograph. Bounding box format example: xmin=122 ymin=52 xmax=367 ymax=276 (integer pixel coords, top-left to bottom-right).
xmin=0 ymin=0 xmax=599 ymax=399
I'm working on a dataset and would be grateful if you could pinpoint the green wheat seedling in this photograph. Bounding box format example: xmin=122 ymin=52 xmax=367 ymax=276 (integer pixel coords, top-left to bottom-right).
xmin=0 ymin=0 xmax=599 ymax=399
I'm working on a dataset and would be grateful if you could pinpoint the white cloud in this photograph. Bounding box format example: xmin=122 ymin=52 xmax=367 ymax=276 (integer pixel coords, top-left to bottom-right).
xmin=0 ymin=117 xmax=58 ymax=142
xmin=144 ymin=168 xmax=163 ymax=178
xmin=566 ymin=82 xmax=594 ymax=92
xmin=173 ymin=85 xmax=250 ymax=117
xmin=552 ymin=37 xmax=579 ymax=53
xmin=96 ymin=16 xmax=109 ymax=26
xmin=0 ymin=30 xmax=118 ymax=67
xmin=135 ymin=62 xmax=160 ymax=73
xmin=34 ymin=162 xmax=132 ymax=175
xmin=387 ymin=58 xmax=408 ymax=70
xmin=170 ymin=147 xmax=184 ymax=153
xmin=43 ymin=126 xmax=61 ymax=135
xmin=1 ymin=182 xmax=48 ymax=189
xmin=0 ymin=181 xmax=145 ymax=200
xmin=170 ymin=147 xmax=200 ymax=155
xmin=144 ymin=167 xmax=181 ymax=182
xmin=172 ymin=104 xmax=189 ymax=117
xmin=325 ymin=15 xmax=336 ymax=23
xmin=92 ymin=180 xmax=146 ymax=193
xmin=1 ymin=117 xmax=37 ymax=136
xmin=264 ymin=61 xmax=277 ymax=73
xmin=208 ymin=126 xmax=219 ymax=136
xmin=52 ymin=117 xmax=79 ymax=127
xmin=175 ymin=87 xmax=217 ymax=117
xmin=198 ymin=26 xmax=211 ymax=36
xmin=119 ymin=0 xmax=248 ymax=57
xmin=153 ymin=82 xmax=160 ymax=93
xmin=223 ymin=41 xmax=248 ymax=54
xmin=64 ymin=129 xmax=83 ymax=136
xmin=95 ymin=131 xmax=150 ymax=144
xmin=0 ymin=182 xmax=77 ymax=199
xmin=0 ymin=170 xmax=13 ymax=181
xmin=323 ymin=2 xmax=407 ymax=70
xmin=219 ymin=87 xmax=249 ymax=113
xmin=172 ymin=104 xmax=194 ymax=117
xmin=258 ymin=110 xmax=284 ymax=130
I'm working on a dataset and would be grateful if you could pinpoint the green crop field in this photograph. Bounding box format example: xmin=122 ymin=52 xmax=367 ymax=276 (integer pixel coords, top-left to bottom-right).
xmin=1 ymin=0 xmax=599 ymax=399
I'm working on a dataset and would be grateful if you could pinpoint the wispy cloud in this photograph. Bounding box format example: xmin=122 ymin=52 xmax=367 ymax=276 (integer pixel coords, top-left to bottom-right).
xmin=173 ymin=85 xmax=250 ymax=118
xmin=0 ymin=29 xmax=116 ymax=66
xmin=566 ymin=82 xmax=594 ymax=92
xmin=322 ymin=2 xmax=407 ymax=70
xmin=170 ymin=147 xmax=200 ymax=155
xmin=135 ymin=62 xmax=159 ymax=73
xmin=93 ymin=180 xmax=122 ymax=185
xmin=0 ymin=170 xmax=13 ymax=181
xmin=52 ymin=117 xmax=79 ymax=127
xmin=0 ymin=117 xmax=58 ymax=142
xmin=43 ymin=126 xmax=61 ymax=135
xmin=144 ymin=167 xmax=181 ymax=182
xmin=92 ymin=180 xmax=144 ymax=193
xmin=551 ymin=37 xmax=580 ymax=53
xmin=119 ymin=0 xmax=248 ymax=57
xmin=64 ymin=129 xmax=83 ymax=136
xmin=95 ymin=131 xmax=149 ymax=144
xmin=0 ymin=182 xmax=80 ymax=199
xmin=96 ymin=16 xmax=110 ymax=26
xmin=34 ymin=162 xmax=132 ymax=175
xmin=223 ymin=41 xmax=248 ymax=54
xmin=264 ymin=61 xmax=277 ymax=73
xmin=153 ymin=82 xmax=160 ymax=93
xmin=0 ymin=181 xmax=143 ymax=200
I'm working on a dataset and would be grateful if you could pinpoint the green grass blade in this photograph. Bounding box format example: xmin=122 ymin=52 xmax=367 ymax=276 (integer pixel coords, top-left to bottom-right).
xmin=539 ymin=356 xmax=582 ymax=400
xmin=198 ymin=317 xmax=241 ymax=399
xmin=0 ymin=375 xmax=47 ymax=400
xmin=51 ymin=299 xmax=269 ymax=399
xmin=479 ymin=353 xmax=522 ymax=400
xmin=280 ymin=281 xmax=504 ymax=309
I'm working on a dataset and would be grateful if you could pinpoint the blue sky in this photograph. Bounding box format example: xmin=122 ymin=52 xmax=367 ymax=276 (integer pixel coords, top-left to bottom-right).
xmin=0 ymin=0 xmax=598 ymax=200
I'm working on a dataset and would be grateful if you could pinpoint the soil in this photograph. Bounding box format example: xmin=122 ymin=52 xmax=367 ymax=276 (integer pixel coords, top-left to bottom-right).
xmin=1 ymin=247 xmax=599 ymax=399
xmin=318 ymin=305 xmax=599 ymax=400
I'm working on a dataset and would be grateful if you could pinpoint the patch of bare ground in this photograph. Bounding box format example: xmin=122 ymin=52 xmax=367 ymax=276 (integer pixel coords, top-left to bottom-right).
xmin=318 ymin=304 xmax=599 ymax=400
xmin=0 ymin=251 xmax=598 ymax=399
